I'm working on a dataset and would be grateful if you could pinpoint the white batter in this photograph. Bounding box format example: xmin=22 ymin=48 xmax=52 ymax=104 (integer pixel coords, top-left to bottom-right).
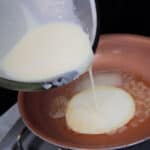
xmin=66 ymin=86 xmax=135 ymax=134
xmin=2 ymin=23 xmax=93 ymax=82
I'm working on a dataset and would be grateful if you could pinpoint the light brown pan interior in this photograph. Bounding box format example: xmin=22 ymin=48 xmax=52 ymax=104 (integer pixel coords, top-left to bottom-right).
xmin=18 ymin=34 xmax=150 ymax=150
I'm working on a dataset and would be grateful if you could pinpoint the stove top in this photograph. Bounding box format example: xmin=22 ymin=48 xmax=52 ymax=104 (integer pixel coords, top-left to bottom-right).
xmin=0 ymin=119 xmax=65 ymax=150
xmin=0 ymin=119 xmax=149 ymax=150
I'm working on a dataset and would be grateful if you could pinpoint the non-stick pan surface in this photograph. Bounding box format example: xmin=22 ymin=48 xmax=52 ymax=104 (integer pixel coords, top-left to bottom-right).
xmin=18 ymin=34 xmax=150 ymax=149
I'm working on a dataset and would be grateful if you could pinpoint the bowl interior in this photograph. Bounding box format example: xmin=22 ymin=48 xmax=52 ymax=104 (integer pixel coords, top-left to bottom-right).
xmin=18 ymin=34 xmax=150 ymax=149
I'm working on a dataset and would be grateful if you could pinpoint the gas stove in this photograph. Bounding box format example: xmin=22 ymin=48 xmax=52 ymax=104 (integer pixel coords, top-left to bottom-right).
xmin=0 ymin=118 xmax=149 ymax=150
xmin=0 ymin=104 xmax=149 ymax=150
xmin=0 ymin=119 xmax=67 ymax=150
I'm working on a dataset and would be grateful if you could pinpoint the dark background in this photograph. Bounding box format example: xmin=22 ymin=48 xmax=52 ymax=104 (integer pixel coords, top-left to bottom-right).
xmin=2 ymin=0 xmax=150 ymax=115
xmin=97 ymin=0 xmax=150 ymax=35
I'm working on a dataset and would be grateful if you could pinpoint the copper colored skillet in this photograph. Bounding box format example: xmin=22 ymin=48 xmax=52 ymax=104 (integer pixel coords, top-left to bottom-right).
xmin=18 ymin=34 xmax=150 ymax=149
